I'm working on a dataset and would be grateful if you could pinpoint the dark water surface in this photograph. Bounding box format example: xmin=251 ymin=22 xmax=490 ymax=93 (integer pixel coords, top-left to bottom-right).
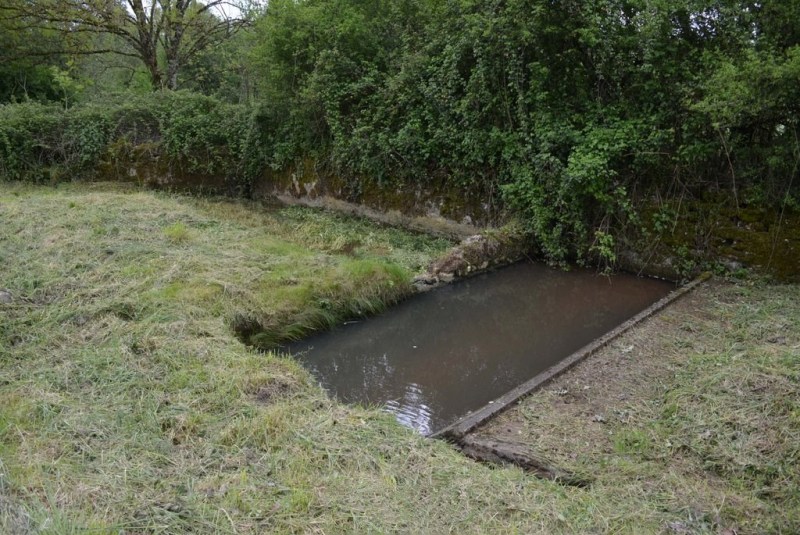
xmin=287 ymin=262 xmax=674 ymax=435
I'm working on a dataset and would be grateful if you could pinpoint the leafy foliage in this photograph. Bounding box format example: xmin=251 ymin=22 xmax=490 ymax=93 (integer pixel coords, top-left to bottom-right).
xmin=0 ymin=92 xmax=264 ymax=186
xmin=252 ymin=0 xmax=800 ymax=263
xmin=0 ymin=0 xmax=255 ymax=91
xmin=2 ymin=0 xmax=799 ymax=264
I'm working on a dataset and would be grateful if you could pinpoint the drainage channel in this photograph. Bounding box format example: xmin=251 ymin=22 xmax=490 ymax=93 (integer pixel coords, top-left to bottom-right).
xmin=285 ymin=262 xmax=693 ymax=433
xmin=285 ymin=263 xmax=711 ymax=480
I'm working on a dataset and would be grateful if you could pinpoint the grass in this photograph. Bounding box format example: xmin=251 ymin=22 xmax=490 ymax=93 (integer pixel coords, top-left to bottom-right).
xmin=1 ymin=181 xmax=798 ymax=533
xmin=163 ymin=222 xmax=191 ymax=244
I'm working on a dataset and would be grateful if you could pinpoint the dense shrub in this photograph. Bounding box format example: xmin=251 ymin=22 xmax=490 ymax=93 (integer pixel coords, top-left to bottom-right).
xmin=253 ymin=0 xmax=800 ymax=263
xmin=0 ymin=92 xmax=264 ymax=187
xmin=3 ymin=1 xmax=799 ymax=265
xmin=0 ymin=102 xmax=66 ymax=181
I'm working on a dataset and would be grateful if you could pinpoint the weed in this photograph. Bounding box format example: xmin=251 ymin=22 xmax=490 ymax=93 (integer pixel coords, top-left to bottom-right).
xmin=163 ymin=221 xmax=190 ymax=243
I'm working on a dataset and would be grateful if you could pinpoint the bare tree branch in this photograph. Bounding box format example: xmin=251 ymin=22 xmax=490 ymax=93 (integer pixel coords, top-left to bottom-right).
xmin=1 ymin=48 xmax=143 ymax=61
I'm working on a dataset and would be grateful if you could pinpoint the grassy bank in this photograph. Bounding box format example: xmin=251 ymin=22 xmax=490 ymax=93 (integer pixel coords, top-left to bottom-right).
xmin=1 ymin=182 xmax=798 ymax=533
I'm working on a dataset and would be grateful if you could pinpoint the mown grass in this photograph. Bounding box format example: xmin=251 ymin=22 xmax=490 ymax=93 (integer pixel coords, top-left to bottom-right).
xmin=0 ymin=181 xmax=798 ymax=533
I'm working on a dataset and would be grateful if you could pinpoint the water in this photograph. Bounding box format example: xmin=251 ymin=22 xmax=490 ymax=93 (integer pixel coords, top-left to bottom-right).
xmin=287 ymin=262 xmax=674 ymax=435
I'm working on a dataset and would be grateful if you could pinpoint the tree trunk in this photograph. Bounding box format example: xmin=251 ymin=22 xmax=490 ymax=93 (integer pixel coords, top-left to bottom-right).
xmin=145 ymin=52 xmax=163 ymax=90
xmin=129 ymin=0 xmax=163 ymax=90
xmin=163 ymin=2 xmax=187 ymax=91
xmin=166 ymin=57 xmax=180 ymax=90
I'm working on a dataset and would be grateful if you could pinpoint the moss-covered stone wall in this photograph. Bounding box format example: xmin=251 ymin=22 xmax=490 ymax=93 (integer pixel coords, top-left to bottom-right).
xmin=251 ymin=159 xmax=504 ymax=238
xmin=96 ymin=146 xmax=798 ymax=282
xmin=621 ymin=196 xmax=800 ymax=282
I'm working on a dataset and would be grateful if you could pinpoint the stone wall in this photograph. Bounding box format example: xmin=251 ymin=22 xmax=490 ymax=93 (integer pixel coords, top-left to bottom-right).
xmin=251 ymin=159 xmax=505 ymax=238
xmin=106 ymin=151 xmax=507 ymax=240
xmin=98 ymin=148 xmax=798 ymax=283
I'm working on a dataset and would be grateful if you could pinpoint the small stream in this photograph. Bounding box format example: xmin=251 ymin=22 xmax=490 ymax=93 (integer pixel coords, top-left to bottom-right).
xmin=286 ymin=262 xmax=673 ymax=435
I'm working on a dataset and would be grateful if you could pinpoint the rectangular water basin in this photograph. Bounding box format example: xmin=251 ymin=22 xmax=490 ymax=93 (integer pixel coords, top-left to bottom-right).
xmin=286 ymin=262 xmax=674 ymax=435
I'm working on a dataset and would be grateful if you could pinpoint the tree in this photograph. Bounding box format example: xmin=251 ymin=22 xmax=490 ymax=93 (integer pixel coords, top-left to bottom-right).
xmin=0 ymin=7 xmax=63 ymax=102
xmin=0 ymin=0 xmax=257 ymax=90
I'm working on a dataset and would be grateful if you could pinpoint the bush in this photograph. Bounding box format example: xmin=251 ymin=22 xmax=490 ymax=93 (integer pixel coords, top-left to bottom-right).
xmin=252 ymin=0 xmax=800 ymax=264
xmin=0 ymin=101 xmax=66 ymax=181
xmin=0 ymin=92 xmax=265 ymax=188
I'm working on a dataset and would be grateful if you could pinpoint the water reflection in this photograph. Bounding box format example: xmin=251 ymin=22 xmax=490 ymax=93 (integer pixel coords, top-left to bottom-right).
xmin=287 ymin=262 xmax=673 ymax=434
xmin=385 ymin=383 xmax=433 ymax=435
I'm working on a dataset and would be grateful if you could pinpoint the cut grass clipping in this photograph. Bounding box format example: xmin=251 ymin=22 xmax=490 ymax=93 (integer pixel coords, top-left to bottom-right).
xmin=1 ymin=181 xmax=798 ymax=533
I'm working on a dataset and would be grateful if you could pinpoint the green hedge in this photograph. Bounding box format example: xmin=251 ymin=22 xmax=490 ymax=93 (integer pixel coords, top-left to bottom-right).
xmin=0 ymin=92 xmax=265 ymax=187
